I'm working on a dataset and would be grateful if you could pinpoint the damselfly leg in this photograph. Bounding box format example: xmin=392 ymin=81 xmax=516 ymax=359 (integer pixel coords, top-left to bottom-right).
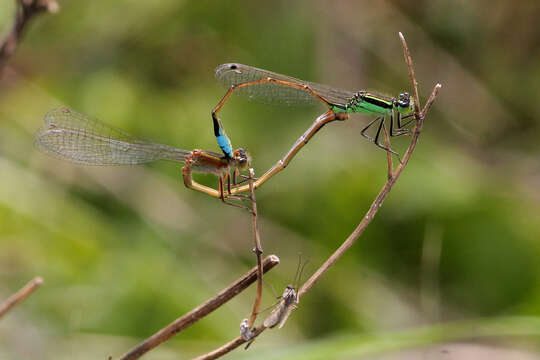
xmin=212 ymin=77 xmax=333 ymax=124
xmin=240 ymin=110 xmax=340 ymax=193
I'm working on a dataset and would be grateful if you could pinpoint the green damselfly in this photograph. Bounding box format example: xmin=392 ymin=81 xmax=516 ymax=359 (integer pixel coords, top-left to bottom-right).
xmin=213 ymin=63 xmax=415 ymax=157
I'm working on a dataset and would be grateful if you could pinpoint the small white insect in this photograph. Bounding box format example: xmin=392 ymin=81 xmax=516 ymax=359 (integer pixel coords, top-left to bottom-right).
xmin=263 ymin=284 xmax=298 ymax=329
xmin=263 ymin=255 xmax=307 ymax=329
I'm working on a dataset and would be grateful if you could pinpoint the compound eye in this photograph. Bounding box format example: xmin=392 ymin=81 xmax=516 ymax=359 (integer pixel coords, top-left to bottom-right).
xmin=234 ymin=148 xmax=250 ymax=167
xmin=398 ymin=92 xmax=410 ymax=107
xmin=235 ymin=148 xmax=245 ymax=158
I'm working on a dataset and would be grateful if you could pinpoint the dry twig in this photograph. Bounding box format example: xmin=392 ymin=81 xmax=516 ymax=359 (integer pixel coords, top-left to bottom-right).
xmin=0 ymin=0 xmax=58 ymax=70
xmin=118 ymin=255 xmax=279 ymax=360
xmin=191 ymin=32 xmax=442 ymax=360
xmin=247 ymin=168 xmax=264 ymax=329
xmin=0 ymin=276 xmax=43 ymax=319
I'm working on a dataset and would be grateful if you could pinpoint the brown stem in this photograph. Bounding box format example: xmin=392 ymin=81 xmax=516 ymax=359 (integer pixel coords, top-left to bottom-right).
xmin=192 ymin=32 xmax=441 ymax=360
xmin=0 ymin=0 xmax=58 ymax=70
xmin=421 ymin=83 xmax=441 ymax=116
xmin=118 ymin=255 xmax=280 ymax=360
xmin=0 ymin=276 xmax=43 ymax=319
xmin=399 ymin=32 xmax=421 ymax=116
xmin=247 ymin=168 xmax=264 ymax=328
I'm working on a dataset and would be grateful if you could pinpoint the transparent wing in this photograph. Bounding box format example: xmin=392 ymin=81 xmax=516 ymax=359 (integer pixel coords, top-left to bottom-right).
xmin=215 ymin=63 xmax=356 ymax=106
xmin=263 ymin=302 xmax=285 ymax=328
xmin=35 ymin=108 xmax=190 ymax=165
xmin=277 ymin=304 xmax=295 ymax=329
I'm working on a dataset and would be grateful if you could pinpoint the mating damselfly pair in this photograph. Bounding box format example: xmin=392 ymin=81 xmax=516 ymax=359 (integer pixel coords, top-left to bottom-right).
xmin=35 ymin=63 xmax=415 ymax=204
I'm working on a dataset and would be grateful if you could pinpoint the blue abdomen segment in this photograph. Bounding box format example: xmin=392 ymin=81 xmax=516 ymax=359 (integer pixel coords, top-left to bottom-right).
xmin=213 ymin=116 xmax=234 ymax=158
xmin=216 ymin=129 xmax=234 ymax=158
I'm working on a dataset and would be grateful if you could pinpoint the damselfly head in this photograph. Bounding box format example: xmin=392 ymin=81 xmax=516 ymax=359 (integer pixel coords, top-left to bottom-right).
xmin=233 ymin=148 xmax=250 ymax=170
xmin=396 ymin=92 xmax=413 ymax=115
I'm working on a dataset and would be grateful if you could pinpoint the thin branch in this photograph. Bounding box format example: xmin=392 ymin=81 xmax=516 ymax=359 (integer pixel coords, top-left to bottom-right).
xmin=0 ymin=276 xmax=43 ymax=319
xmin=399 ymin=32 xmax=421 ymax=116
xmin=247 ymin=168 xmax=264 ymax=328
xmin=118 ymin=255 xmax=279 ymax=360
xmin=421 ymin=83 xmax=441 ymax=116
xmin=0 ymin=0 xmax=59 ymax=70
xmin=192 ymin=32 xmax=442 ymax=360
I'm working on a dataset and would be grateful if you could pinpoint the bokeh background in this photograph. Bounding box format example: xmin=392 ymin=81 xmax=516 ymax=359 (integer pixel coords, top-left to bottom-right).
xmin=1 ymin=0 xmax=540 ymax=359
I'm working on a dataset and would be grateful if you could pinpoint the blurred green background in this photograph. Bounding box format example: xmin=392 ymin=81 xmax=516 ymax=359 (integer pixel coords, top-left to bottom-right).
xmin=1 ymin=0 xmax=540 ymax=359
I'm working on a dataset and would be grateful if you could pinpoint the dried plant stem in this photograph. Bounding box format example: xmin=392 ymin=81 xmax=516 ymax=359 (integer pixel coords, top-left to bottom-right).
xmin=0 ymin=276 xmax=43 ymax=319
xmin=247 ymin=168 xmax=264 ymax=328
xmin=192 ymin=32 xmax=441 ymax=360
xmin=118 ymin=255 xmax=279 ymax=360
xmin=0 ymin=0 xmax=58 ymax=70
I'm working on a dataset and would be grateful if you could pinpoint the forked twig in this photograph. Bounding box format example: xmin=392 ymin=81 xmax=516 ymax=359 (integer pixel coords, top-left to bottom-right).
xmin=0 ymin=276 xmax=43 ymax=319
xmin=0 ymin=0 xmax=58 ymax=70
xmin=117 ymin=255 xmax=279 ymax=360
xmin=298 ymin=34 xmax=440 ymax=299
xmin=191 ymin=32 xmax=442 ymax=360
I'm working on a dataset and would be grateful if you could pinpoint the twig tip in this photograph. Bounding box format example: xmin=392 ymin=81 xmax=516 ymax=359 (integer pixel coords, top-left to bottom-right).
xmin=268 ymin=254 xmax=280 ymax=264
xmin=33 ymin=276 xmax=44 ymax=286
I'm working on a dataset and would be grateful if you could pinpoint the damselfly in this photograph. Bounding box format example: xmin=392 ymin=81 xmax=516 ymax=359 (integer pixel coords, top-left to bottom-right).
xmin=35 ymin=108 xmax=250 ymax=206
xmin=213 ymin=63 xmax=415 ymax=157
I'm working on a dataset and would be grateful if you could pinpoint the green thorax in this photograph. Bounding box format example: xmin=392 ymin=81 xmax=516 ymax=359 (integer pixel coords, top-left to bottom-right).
xmin=330 ymin=91 xmax=395 ymax=115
